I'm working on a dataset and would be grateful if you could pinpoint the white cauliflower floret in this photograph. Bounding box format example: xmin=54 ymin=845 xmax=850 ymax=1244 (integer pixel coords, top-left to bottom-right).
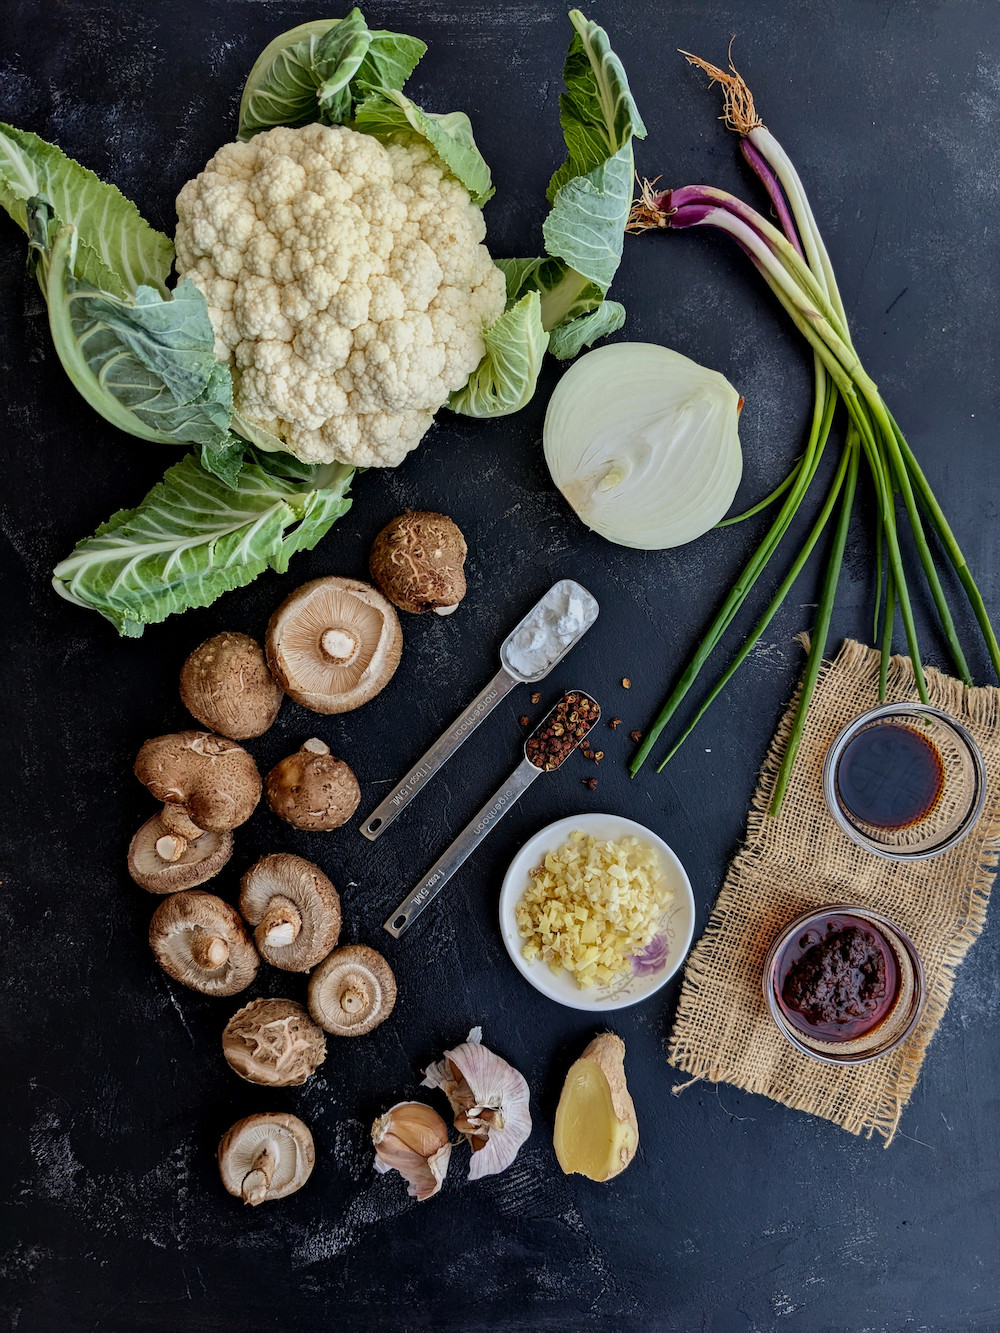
xmin=175 ymin=123 xmax=506 ymax=467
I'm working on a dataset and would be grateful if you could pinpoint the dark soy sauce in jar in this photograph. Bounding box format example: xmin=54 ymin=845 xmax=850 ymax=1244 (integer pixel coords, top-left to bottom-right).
xmin=836 ymin=721 xmax=945 ymax=830
xmin=775 ymin=913 xmax=900 ymax=1042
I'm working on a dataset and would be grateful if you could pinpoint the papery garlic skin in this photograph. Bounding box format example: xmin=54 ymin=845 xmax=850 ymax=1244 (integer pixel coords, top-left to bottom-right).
xmin=372 ymin=1101 xmax=452 ymax=1201
xmin=422 ymin=1027 xmax=532 ymax=1180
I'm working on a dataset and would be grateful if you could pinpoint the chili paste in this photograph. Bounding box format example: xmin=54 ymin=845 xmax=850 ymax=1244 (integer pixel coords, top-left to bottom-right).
xmin=776 ymin=913 xmax=899 ymax=1041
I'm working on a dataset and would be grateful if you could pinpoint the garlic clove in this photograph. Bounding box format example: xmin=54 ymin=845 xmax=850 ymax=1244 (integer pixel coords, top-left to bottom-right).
xmin=376 ymin=1101 xmax=451 ymax=1159
xmin=424 ymin=1143 xmax=452 ymax=1195
xmin=422 ymin=1028 xmax=531 ymax=1181
xmin=372 ymin=1101 xmax=452 ymax=1202
xmin=373 ymin=1132 xmax=451 ymax=1202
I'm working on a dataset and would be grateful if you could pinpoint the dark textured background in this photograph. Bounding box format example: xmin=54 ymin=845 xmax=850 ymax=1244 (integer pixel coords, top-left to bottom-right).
xmin=2 ymin=2 xmax=999 ymax=1330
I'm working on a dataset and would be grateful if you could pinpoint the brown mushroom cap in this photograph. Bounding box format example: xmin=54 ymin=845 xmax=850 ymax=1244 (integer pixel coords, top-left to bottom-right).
xmin=239 ymin=853 xmax=341 ymax=972
xmin=135 ymin=731 xmax=262 ymax=833
xmin=369 ymin=511 xmax=468 ymax=615
xmin=265 ymin=577 xmax=403 ymax=714
xmin=218 ymin=1112 xmax=315 ymax=1205
xmin=308 ymin=944 xmax=397 ymax=1036
xmin=128 ymin=814 xmax=233 ymax=894
xmin=222 ymin=998 xmax=327 ymax=1087
xmin=180 ymin=632 xmax=283 ymax=739
xmin=265 ymin=739 xmax=361 ymax=831
xmin=149 ymin=890 xmax=259 ymax=996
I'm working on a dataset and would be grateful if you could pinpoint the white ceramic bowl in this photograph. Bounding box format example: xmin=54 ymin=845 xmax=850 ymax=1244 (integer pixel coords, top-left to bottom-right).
xmin=498 ymin=812 xmax=696 ymax=1011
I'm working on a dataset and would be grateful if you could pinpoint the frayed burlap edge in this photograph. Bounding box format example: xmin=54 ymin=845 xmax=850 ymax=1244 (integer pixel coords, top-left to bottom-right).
xmin=667 ymin=638 xmax=1000 ymax=1145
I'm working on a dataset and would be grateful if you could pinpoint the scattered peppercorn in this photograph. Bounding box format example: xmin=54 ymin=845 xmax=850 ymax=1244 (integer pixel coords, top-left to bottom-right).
xmin=582 ymin=747 xmax=595 ymax=760
xmin=609 ymin=717 xmax=622 ymax=730
xmin=630 ymin=730 xmax=643 ymax=743
xmin=519 ymin=716 xmax=530 ymax=726
xmin=530 ymin=692 xmax=541 ymax=704
xmin=584 ymin=777 xmax=598 ymax=790
xmin=526 ymin=691 xmax=601 ymax=771
xmin=594 ymin=750 xmax=604 ymax=763
xmin=622 ymin=678 xmax=631 ymax=689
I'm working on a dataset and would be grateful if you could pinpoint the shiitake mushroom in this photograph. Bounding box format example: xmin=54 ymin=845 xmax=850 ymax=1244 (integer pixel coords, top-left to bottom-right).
xmin=239 ymin=853 xmax=342 ymax=972
xmin=134 ymin=731 xmax=261 ymax=833
xmin=127 ymin=814 xmax=233 ymax=893
xmin=308 ymin=944 xmax=396 ymax=1036
xmin=369 ymin=511 xmax=468 ymax=615
xmin=180 ymin=632 xmax=283 ymax=739
xmin=265 ymin=739 xmax=360 ymax=831
xmin=218 ymin=1112 xmax=314 ymax=1205
xmin=149 ymin=890 xmax=259 ymax=996
xmin=266 ymin=577 xmax=402 ymax=713
xmin=222 ymin=998 xmax=327 ymax=1087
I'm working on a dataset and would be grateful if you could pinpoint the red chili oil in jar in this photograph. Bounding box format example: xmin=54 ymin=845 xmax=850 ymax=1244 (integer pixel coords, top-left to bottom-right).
xmin=775 ymin=913 xmax=900 ymax=1042
xmin=835 ymin=721 xmax=944 ymax=831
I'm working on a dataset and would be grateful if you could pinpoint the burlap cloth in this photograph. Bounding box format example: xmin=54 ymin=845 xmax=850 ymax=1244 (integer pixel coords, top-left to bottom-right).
xmin=668 ymin=638 xmax=1000 ymax=1144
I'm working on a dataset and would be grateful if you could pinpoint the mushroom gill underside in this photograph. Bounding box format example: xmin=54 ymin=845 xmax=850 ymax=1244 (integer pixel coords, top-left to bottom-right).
xmin=279 ymin=593 xmax=385 ymax=697
xmin=128 ymin=815 xmax=231 ymax=892
xmin=218 ymin=1114 xmax=314 ymax=1205
xmin=239 ymin=854 xmax=341 ymax=971
xmin=309 ymin=945 xmax=396 ymax=1035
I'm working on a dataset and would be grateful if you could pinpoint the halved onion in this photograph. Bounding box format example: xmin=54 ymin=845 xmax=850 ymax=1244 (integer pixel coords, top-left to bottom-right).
xmin=543 ymin=342 xmax=743 ymax=550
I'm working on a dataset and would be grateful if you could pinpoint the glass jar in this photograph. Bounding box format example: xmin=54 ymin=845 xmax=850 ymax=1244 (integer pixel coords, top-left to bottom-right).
xmin=762 ymin=904 xmax=926 ymax=1065
xmin=822 ymin=702 xmax=985 ymax=860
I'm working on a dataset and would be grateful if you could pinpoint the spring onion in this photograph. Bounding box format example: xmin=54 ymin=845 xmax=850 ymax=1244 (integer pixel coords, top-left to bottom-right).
xmin=627 ymin=52 xmax=1000 ymax=812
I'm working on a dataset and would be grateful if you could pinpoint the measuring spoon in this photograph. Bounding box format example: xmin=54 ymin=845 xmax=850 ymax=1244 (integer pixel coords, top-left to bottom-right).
xmin=383 ymin=690 xmax=601 ymax=939
xmin=360 ymin=579 xmax=598 ymax=841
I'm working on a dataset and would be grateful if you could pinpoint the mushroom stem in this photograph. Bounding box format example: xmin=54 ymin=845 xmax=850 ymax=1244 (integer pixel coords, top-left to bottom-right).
xmin=241 ymin=1142 xmax=277 ymax=1206
xmin=190 ymin=931 xmax=230 ymax=970
xmin=160 ymin=805 xmax=208 ymax=840
xmin=302 ymin=737 xmax=330 ymax=755
xmin=154 ymin=834 xmax=188 ymax=863
xmin=340 ymin=986 xmax=368 ymax=1015
xmin=320 ymin=628 xmax=358 ymax=664
xmin=190 ymin=734 xmax=232 ymax=757
xmin=258 ymin=896 xmax=303 ymax=949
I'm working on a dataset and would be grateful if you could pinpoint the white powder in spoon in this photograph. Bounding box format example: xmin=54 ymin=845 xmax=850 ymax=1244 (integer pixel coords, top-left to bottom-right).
xmin=501 ymin=579 xmax=599 ymax=680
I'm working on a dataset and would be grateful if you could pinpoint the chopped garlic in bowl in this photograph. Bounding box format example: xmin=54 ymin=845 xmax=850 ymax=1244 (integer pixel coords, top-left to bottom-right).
xmin=515 ymin=832 xmax=673 ymax=988
xmin=499 ymin=814 xmax=696 ymax=1012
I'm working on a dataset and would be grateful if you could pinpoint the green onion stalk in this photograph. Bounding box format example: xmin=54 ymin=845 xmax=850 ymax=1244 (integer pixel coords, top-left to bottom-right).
xmin=627 ymin=52 xmax=1000 ymax=813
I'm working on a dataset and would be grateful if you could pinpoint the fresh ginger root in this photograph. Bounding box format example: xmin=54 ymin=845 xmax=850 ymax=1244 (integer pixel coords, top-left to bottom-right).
xmin=553 ymin=1033 xmax=638 ymax=1181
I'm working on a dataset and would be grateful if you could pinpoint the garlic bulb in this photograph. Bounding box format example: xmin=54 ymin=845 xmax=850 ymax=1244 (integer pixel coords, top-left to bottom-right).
xmin=421 ymin=1027 xmax=531 ymax=1180
xmin=372 ymin=1101 xmax=452 ymax=1201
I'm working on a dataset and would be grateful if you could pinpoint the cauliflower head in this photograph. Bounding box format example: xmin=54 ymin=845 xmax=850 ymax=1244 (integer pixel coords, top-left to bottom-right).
xmin=175 ymin=122 xmax=507 ymax=467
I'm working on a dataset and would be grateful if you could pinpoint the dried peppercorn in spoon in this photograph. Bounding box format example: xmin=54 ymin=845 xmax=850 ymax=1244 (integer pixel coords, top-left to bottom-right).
xmin=384 ymin=691 xmax=601 ymax=939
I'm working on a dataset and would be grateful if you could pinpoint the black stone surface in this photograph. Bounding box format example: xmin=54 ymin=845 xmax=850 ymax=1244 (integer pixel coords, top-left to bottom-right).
xmin=2 ymin=3 xmax=999 ymax=1330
